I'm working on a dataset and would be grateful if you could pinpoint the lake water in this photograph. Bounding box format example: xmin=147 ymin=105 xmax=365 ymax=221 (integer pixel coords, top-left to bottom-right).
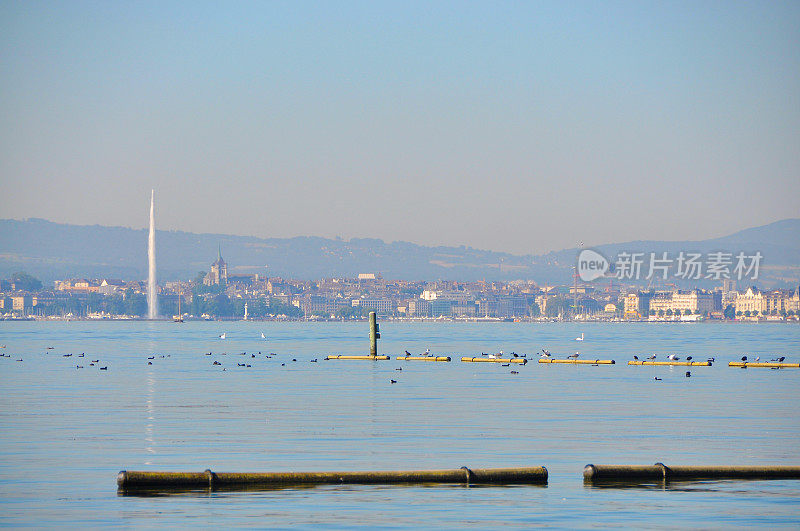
xmin=1 ymin=321 xmax=799 ymax=528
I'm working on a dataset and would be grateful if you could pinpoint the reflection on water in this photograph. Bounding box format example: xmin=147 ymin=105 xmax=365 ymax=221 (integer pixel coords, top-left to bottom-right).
xmin=0 ymin=321 xmax=798 ymax=528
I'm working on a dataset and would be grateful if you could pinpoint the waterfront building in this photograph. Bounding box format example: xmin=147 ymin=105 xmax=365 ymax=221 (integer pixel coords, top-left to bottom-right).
xmin=407 ymin=299 xmax=430 ymax=317
xmin=671 ymin=290 xmax=715 ymax=313
xmin=430 ymin=299 xmax=454 ymax=317
xmin=624 ymin=292 xmax=652 ymax=319
xmin=735 ymin=287 xmax=766 ymax=315
xmin=353 ymin=297 xmax=394 ymax=315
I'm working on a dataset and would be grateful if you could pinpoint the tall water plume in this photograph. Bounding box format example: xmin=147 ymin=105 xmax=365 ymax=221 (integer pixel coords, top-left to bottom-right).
xmin=147 ymin=189 xmax=158 ymax=319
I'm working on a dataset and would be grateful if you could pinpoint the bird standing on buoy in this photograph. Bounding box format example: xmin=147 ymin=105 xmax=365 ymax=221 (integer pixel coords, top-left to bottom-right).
xmin=568 ymin=352 xmax=580 ymax=360
xmin=668 ymin=354 xmax=680 ymax=361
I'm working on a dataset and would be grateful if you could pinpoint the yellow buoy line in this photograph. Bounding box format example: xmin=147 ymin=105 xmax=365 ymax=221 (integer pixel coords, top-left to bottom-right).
xmin=323 ymin=353 xmax=796 ymax=368
xmin=116 ymin=463 xmax=800 ymax=493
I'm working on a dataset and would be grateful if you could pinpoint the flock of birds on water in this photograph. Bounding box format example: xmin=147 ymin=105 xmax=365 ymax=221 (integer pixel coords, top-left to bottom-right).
xmin=1 ymin=330 xmax=793 ymax=385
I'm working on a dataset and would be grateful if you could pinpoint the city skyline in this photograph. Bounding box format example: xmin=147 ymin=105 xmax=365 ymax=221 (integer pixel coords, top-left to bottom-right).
xmin=2 ymin=2 xmax=799 ymax=254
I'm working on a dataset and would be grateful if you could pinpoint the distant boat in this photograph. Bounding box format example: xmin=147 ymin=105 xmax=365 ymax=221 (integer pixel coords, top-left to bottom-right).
xmin=173 ymin=290 xmax=184 ymax=322
xmin=575 ymin=332 xmax=584 ymax=341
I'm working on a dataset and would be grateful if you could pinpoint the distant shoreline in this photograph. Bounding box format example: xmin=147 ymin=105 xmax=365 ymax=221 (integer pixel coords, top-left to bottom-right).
xmin=1 ymin=316 xmax=797 ymax=324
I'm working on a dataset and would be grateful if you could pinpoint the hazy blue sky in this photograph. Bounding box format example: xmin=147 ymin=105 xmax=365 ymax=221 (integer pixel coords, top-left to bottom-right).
xmin=1 ymin=1 xmax=798 ymax=254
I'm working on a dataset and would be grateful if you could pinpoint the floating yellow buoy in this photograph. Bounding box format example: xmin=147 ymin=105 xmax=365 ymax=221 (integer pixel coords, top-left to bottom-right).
xmin=117 ymin=466 xmax=548 ymax=491
xmin=325 ymin=355 xmax=390 ymax=360
xmin=396 ymin=356 xmax=451 ymax=362
xmin=628 ymin=361 xmax=711 ymax=366
xmin=539 ymin=358 xmax=615 ymax=365
xmin=584 ymin=463 xmax=800 ymax=483
xmin=460 ymin=357 xmax=527 ymax=364
xmin=728 ymin=362 xmax=799 ymax=368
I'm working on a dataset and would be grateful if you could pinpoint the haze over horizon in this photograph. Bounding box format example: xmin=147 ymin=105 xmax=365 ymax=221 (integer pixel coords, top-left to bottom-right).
xmin=2 ymin=1 xmax=799 ymax=255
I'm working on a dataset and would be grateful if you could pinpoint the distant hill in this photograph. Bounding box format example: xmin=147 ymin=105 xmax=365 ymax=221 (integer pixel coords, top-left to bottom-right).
xmin=1 ymin=218 xmax=798 ymax=288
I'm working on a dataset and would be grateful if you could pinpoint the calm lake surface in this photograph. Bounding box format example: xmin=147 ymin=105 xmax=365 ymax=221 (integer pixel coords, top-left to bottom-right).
xmin=1 ymin=321 xmax=799 ymax=528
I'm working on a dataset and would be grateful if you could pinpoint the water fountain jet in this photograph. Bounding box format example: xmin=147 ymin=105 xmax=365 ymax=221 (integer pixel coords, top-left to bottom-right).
xmin=147 ymin=189 xmax=158 ymax=319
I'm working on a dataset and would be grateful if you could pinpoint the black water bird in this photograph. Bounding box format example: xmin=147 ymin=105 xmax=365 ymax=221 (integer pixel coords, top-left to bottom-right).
xmin=395 ymin=367 xmax=402 ymax=371
xmin=647 ymin=354 xmax=656 ymax=361
xmin=686 ymin=356 xmax=693 ymax=361
xmin=100 ymin=366 xmax=107 ymax=370
xmin=91 ymin=360 xmax=99 ymax=363
xmin=63 ymin=354 xmax=72 ymax=357
xmin=311 ymin=359 xmax=318 ymax=363
xmin=281 ymin=363 xmax=285 ymax=366
xmin=238 ymin=363 xmax=245 ymax=367
xmin=76 ymin=365 xmax=83 ymax=369
xmin=510 ymin=370 xmax=519 ymax=374
xmin=653 ymin=377 xmax=661 ymax=381
xmin=405 ymin=350 xmax=412 ymax=356
xmin=148 ymin=356 xmax=155 ymax=360
xmin=778 ymin=356 xmax=786 ymax=362
xmin=512 ymin=352 xmax=519 ymax=358
xmin=741 ymin=356 xmax=748 ymax=362
xmin=147 ymin=362 xmax=152 ymax=365
xmin=390 ymin=379 xmax=397 ymax=384
xmin=292 ymin=358 xmax=297 ymax=362
xmin=633 ymin=355 xmax=639 ymax=360
xmin=213 ymin=361 xmax=221 ymax=365
xmin=78 ymin=354 xmax=84 ymax=357
xmin=685 ymin=371 xmax=691 ymax=377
